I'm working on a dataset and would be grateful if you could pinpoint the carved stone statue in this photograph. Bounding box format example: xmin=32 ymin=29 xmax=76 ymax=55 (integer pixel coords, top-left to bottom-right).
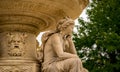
xmin=38 ymin=17 xmax=88 ymax=72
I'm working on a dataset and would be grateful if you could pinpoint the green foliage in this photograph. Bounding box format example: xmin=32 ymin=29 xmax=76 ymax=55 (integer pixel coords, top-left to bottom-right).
xmin=73 ymin=0 xmax=120 ymax=72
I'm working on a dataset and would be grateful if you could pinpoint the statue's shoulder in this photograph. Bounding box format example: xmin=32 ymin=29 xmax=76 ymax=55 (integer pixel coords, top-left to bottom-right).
xmin=41 ymin=31 xmax=60 ymax=42
xmin=49 ymin=33 xmax=60 ymax=39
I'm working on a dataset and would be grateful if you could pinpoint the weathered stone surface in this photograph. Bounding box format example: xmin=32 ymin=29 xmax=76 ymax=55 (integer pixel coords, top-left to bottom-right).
xmin=0 ymin=32 xmax=37 ymax=59
xmin=0 ymin=60 xmax=39 ymax=72
xmin=0 ymin=31 xmax=39 ymax=72
xmin=0 ymin=0 xmax=89 ymax=34
xmin=0 ymin=0 xmax=89 ymax=72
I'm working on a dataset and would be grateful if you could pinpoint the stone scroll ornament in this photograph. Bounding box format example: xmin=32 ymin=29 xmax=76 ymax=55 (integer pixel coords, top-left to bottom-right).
xmin=7 ymin=32 xmax=27 ymax=56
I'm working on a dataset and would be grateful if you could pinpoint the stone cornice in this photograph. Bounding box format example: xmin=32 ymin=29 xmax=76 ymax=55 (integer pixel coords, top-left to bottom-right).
xmin=0 ymin=0 xmax=89 ymax=33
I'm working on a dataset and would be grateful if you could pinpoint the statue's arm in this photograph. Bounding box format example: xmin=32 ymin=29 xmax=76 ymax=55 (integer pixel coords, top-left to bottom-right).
xmin=51 ymin=34 xmax=78 ymax=59
xmin=67 ymin=37 xmax=77 ymax=54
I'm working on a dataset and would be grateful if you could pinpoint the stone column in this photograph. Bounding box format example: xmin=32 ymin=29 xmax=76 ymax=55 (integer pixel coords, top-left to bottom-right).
xmin=0 ymin=31 xmax=39 ymax=72
xmin=0 ymin=0 xmax=89 ymax=72
xmin=0 ymin=14 xmax=44 ymax=72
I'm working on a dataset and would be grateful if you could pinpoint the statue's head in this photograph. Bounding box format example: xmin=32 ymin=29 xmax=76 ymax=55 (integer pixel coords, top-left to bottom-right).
xmin=56 ymin=16 xmax=74 ymax=32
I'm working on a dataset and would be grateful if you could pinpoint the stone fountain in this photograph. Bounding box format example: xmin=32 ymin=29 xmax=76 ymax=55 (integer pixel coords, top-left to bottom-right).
xmin=0 ymin=0 xmax=89 ymax=72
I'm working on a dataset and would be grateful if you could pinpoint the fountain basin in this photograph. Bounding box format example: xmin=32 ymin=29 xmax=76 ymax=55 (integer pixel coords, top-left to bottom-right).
xmin=0 ymin=0 xmax=89 ymax=34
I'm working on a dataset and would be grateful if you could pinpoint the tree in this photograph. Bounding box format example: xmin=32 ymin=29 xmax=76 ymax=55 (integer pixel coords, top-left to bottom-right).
xmin=73 ymin=0 xmax=120 ymax=72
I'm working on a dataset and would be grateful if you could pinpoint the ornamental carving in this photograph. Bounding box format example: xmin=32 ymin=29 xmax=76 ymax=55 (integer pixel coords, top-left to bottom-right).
xmin=0 ymin=66 xmax=32 ymax=72
xmin=7 ymin=32 xmax=27 ymax=56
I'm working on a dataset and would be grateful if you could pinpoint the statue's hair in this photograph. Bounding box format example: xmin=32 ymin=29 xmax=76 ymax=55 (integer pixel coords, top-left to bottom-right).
xmin=56 ymin=17 xmax=74 ymax=31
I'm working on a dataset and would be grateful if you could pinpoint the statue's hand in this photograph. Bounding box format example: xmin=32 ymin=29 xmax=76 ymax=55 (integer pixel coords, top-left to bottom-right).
xmin=66 ymin=35 xmax=72 ymax=42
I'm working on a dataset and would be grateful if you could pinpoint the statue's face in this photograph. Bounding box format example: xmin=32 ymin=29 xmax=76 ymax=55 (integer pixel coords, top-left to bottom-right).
xmin=10 ymin=37 xmax=23 ymax=49
xmin=7 ymin=32 xmax=27 ymax=56
xmin=64 ymin=24 xmax=74 ymax=35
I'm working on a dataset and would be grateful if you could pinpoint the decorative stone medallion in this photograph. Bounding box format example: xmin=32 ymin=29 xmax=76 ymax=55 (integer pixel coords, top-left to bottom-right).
xmin=7 ymin=32 xmax=27 ymax=57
